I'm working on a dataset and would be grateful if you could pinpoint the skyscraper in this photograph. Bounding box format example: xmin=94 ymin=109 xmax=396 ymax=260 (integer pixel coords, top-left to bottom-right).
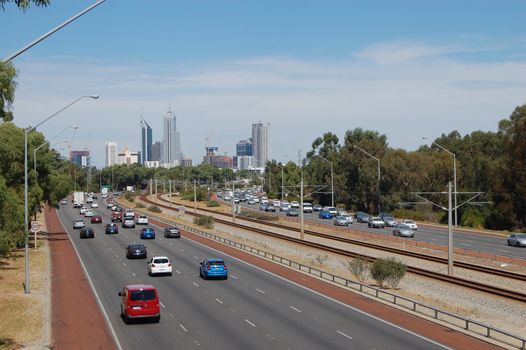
xmin=252 ymin=122 xmax=270 ymax=168
xmin=162 ymin=108 xmax=181 ymax=165
xmin=151 ymin=141 xmax=162 ymax=162
xmin=141 ymin=118 xmax=152 ymax=164
xmin=236 ymin=139 xmax=253 ymax=157
xmin=105 ymin=141 xmax=117 ymax=167
xmin=70 ymin=150 xmax=90 ymax=167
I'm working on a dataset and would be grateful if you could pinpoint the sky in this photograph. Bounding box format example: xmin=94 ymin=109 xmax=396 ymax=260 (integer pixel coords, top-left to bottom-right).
xmin=1 ymin=0 xmax=526 ymax=167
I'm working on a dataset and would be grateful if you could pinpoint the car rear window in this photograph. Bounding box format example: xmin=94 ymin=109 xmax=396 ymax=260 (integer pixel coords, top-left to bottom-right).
xmin=209 ymin=261 xmax=224 ymax=265
xmin=129 ymin=245 xmax=145 ymax=250
xmin=130 ymin=289 xmax=156 ymax=301
xmin=154 ymin=258 xmax=169 ymax=264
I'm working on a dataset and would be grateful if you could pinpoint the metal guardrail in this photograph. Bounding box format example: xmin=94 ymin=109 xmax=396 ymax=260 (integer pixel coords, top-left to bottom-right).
xmin=121 ymin=200 xmax=526 ymax=350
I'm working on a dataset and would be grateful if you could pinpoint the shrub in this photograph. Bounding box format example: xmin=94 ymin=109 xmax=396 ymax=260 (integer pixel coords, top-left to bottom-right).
xmin=194 ymin=215 xmax=214 ymax=229
xmin=347 ymin=257 xmax=369 ymax=283
xmin=370 ymin=258 xmax=406 ymax=289
xmin=207 ymin=200 xmax=220 ymax=207
xmin=238 ymin=211 xmax=279 ymax=221
xmin=315 ymin=254 xmax=328 ymax=266
xmin=461 ymin=208 xmax=485 ymax=229
xmin=135 ymin=202 xmax=145 ymax=209
xmin=124 ymin=191 xmax=136 ymax=201
xmin=147 ymin=205 xmax=162 ymax=213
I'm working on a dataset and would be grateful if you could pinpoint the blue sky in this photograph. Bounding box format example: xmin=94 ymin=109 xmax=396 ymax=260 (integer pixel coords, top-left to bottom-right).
xmin=2 ymin=0 xmax=526 ymax=167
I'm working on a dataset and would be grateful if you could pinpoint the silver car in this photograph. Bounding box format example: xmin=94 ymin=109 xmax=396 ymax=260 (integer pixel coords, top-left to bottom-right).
xmin=507 ymin=233 xmax=526 ymax=247
xmin=383 ymin=216 xmax=398 ymax=227
xmin=333 ymin=216 xmax=349 ymax=226
xmin=73 ymin=219 xmax=85 ymax=229
xmin=393 ymin=224 xmax=415 ymax=238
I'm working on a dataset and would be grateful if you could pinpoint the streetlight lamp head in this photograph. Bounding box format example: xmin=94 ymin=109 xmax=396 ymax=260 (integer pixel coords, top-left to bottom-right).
xmin=87 ymin=95 xmax=99 ymax=99
xmin=422 ymin=137 xmax=428 ymax=140
xmin=72 ymin=126 xmax=79 ymax=129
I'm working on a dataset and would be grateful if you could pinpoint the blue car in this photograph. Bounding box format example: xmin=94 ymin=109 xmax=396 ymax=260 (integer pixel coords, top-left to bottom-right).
xmin=140 ymin=228 xmax=155 ymax=239
xmin=105 ymin=223 xmax=119 ymax=234
xmin=200 ymin=258 xmax=228 ymax=280
xmin=319 ymin=210 xmax=332 ymax=219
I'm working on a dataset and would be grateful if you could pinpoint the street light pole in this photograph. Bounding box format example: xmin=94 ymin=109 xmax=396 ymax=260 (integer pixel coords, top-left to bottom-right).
xmin=423 ymin=137 xmax=458 ymax=226
xmin=24 ymin=95 xmax=98 ymax=293
xmin=353 ymin=145 xmax=381 ymax=214
xmin=314 ymin=154 xmax=334 ymax=207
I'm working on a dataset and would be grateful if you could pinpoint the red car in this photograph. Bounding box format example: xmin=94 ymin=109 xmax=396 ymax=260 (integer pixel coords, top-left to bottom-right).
xmin=91 ymin=215 xmax=102 ymax=224
xmin=111 ymin=210 xmax=123 ymax=222
xmin=119 ymin=285 xmax=160 ymax=323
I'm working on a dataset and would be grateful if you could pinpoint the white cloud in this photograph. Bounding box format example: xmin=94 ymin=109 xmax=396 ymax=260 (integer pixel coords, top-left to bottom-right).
xmin=10 ymin=42 xmax=526 ymax=167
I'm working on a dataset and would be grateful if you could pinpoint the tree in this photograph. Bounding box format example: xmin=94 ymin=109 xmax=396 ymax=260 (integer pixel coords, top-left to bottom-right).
xmin=0 ymin=62 xmax=17 ymax=122
xmin=0 ymin=0 xmax=50 ymax=11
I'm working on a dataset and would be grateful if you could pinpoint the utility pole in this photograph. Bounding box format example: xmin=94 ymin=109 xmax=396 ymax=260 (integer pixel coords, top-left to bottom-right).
xmin=149 ymin=178 xmax=152 ymax=196
xmin=232 ymin=181 xmax=236 ymax=223
xmin=300 ymin=172 xmax=304 ymax=240
xmin=193 ymin=179 xmax=197 ymax=213
xmin=169 ymin=178 xmax=172 ymax=207
xmin=448 ymin=182 xmax=453 ymax=275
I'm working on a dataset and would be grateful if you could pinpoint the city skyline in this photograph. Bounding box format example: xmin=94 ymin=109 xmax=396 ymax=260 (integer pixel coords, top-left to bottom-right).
xmin=2 ymin=1 xmax=525 ymax=167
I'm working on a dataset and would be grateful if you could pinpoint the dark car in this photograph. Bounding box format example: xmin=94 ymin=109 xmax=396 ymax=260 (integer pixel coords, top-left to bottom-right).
xmin=91 ymin=215 xmax=103 ymax=224
xmin=80 ymin=227 xmax=95 ymax=239
xmin=313 ymin=204 xmax=323 ymax=212
xmin=264 ymin=204 xmax=276 ymax=212
xmin=319 ymin=210 xmax=332 ymax=219
xmin=164 ymin=227 xmax=181 ymax=238
xmin=126 ymin=244 xmax=147 ymax=259
xmin=286 ymin=208 xmax=300 ymax=217
xmin=379 ymin=212 xmax=391 ymax=221
xmin=355 ymin=211 xmax=370 ymax=223
xmin=140 ymin=228 xmax=155 ymax=239
xmin=105 ymin=223 xmax=119 ymax=234
xmin=199 ymin=258 xmax=228 ymax=280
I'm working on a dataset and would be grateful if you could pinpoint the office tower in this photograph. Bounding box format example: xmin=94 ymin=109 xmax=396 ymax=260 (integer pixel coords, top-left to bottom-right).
xmin=141 ymin=118 xmax=153 ymax=164
xmin=117 ymin=146 xmax=140 ymax=165
xmin=162 ymin=108 xmax=181 ymax=165
xmin=70 ymin=150 xmax=90 ymax=167
xmin=105 ymin=141 xmax=117 ymax=167
xmin=236 ymin=139 xmax=253 ymax=157
xmin=251 ymin=122 xmax=270 ymax=168
xmin=151 ymin=141 xmax=162 ymax=162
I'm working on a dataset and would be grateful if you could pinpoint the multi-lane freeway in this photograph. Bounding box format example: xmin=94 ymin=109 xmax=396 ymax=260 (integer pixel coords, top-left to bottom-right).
xmin=231 ymin=200 xmax=526 ymax=259
xmin=56 ymin=198 xmax=453 ymax=350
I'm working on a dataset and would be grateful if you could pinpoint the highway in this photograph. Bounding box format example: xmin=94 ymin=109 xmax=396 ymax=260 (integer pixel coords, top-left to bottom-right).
xmin=231 ymin=200 xmax=526 ymax=259
xmin=56 ymin=198 xmax=451 ymax=350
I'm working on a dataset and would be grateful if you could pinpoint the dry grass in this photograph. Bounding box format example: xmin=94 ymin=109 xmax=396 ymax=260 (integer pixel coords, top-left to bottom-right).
xmin=0 ymin=241 xmax=48 ymax=350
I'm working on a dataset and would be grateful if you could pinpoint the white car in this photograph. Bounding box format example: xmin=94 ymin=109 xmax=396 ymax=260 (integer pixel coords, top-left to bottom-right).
xmin=303 ymin=203 xmax=313 ymax=213
xmin=86 ymin=197 xmax=93 ymax=204
xmin=280 ymin=202 xmax=290 ymax=211
xmin=401 ymin=219 xmax=418 ymax=230
xmin=91 ymin=202 xmax=99 ymax=208
xmin=148 ymin=256 xmax=172 ymax=276
xmin=341 ymin=213 xmax=354 ymax=224
xmin=324 ymin=206 xmax=338 ymax=217
xmin=122 ymin=218 xmax=135 ymax=228
xmin=290 ymin=201 xmax=300 ymax=209
xmin=79 ymin=206 xmax=88 ymax=214
xmin=84 ymin=209 xmax=93 ymax=217
xmin=137 ymin=215 xmax=149 ymax=225
xmin=368 ymin=217 xmax=385 ymax=228
xmin=73 ymin=220 xmax=85 ymax=229
xmin=253 ymin=197 xmax=260 ymax=204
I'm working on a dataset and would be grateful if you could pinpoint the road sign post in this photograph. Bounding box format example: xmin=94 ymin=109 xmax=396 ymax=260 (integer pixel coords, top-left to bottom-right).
xmin=30 ymin=221 xmax=40 ymax=250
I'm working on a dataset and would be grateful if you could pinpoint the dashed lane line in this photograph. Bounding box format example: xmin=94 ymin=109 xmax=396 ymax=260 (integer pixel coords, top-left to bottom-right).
xmin=132 ymin=272 xmax=136 ymax=277
xmin=289 ymin=306 xmax=301 ymax=313
xmin=192 ymin=282 xmax=200 ymax=287
xmin=231 ymin=274 xmax=238 ymax=279
xmin=215 ymin=298 xmax=223 ymax=304
xmin=245 ymin=319 xmax=256 ymax=327
xmin=160 ymin=302 xmax=166 ymax=309
xmin=256 ymin=288 xmax=265 ymax=294
xmin=337 ymin=330 xmax=353 ymax=340
xmin=179 ymin=324 xmax=188 ymax=333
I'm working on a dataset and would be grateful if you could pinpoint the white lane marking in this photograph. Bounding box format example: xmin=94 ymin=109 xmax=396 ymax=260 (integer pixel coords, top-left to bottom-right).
xmin=132 ymin=272 xmax=136 ymax=277
xmin=337 ymin=330 xmax=353 ymax=340
xmin=193 ymin=255 xmax=199 ymax=259
xmin=160 ymin=302 xmax=165 ymax=308
xmin=215 ymin=298 xmax=223 ymax=304
xmin=231 ymin=274 xmax=238 ymax=279
xmin=169 ymin=242 xmax=173 ymax=245
xmin=122 ymin=263 xmax=126 ymax=266
xmin=245 ymin=319 xmax=256 ymax=327
xmin=256 ymin=288 xmax=265 ymax=294
xmin=179 ymin=324 xmax=188 ymax=333
xmin=181 ymin=236 xmax=454 ymax=350
xmin=175 ymin=270 xmax=181 ymax=274
xmin=289 ymin=305 xmax=301 ymax=313
xmin=192 ymin=282 xmax=199 ymax=287
xmin=180 ymin=248 xmax=184 ymax=252
xmin=115 ymin=254 xmax=119 ymax=258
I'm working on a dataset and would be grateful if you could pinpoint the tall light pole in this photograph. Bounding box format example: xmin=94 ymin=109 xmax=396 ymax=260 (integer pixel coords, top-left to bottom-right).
xmin=24 ymin=95 xmax=98 ymax=293
xmin=34 ymin=126 xmax=78 ymax=174
xmin=353 ymin=145 xmax=381 ymax=214
xmin=276 ymin=163 xmax=285 ymax=201
xmin=423 ymin=137 xmax=458 ymax=226
xmin=314 ymin=154 xmax=334 ymax=207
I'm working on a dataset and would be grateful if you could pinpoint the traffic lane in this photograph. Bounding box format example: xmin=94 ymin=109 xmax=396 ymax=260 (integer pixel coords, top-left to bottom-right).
xmin=57 ymin=207 xmax=197 ymax=350
xmin=168 ymin=235 xmax=449 ymax=350
xmin=237 ymin=202 xmax=525 ymax=258
xmin=83 ymin=204 xmax=449 ymax=350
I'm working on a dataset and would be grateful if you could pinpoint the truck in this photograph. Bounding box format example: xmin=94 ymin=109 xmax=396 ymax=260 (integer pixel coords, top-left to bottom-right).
xmin=101 ymin=187 xmax=109 ymax=198
xmin=73 ymin=191 xmax=84 ymax=208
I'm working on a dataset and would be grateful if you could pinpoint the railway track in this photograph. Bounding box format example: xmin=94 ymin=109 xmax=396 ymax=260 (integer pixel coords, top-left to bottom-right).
xmin=140 ymin=194 xmax=526 ymax=302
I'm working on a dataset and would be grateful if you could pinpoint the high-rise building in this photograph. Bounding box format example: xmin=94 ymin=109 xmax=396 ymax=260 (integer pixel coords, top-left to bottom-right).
xmin=141 ymin=118 xmax=153 ymax=164
xmin=162 ymin=109 xmax=181 ymax=165
xmin=117 ymin=146 xmax=139 ymax=165
xmin=237 ymin=156 xmax=254 ymax=170
xmin=251 ymin=122 xmax=270 ymax=168
xmin=181 ymin=157 xmax=193 ymax=167
xmin=236 ymin=139 xmax=253 ymax=157
xmin=70 ymin=150 xmax=90 ymax=167
xmin=151 ymin=141 xmax=162 ymax=162
xmin=105 ymin=141 xmax=117 ymax=167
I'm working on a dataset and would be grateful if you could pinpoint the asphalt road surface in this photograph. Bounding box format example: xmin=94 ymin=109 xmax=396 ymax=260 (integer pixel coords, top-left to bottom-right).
xmin=233 ymin=200 xmax=526 ymax=259
xmin=56 ymin=199 xmax=452 ymax=350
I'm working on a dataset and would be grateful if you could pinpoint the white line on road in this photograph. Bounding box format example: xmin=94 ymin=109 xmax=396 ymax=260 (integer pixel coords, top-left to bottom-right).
xmin=193 ymin=282 xmax=199 ymax=287
xmin=180 ymin=248 xmax=184 ymax=252
xmin=289 ymin=306 xmax=301 ymax=313
xmin=256 ymin=288 xmax=265 ymax=294
xmin=122 ymin=263 xmax=126 ymax=266
xmin=132 ymin=272 xmax=136 ymax=277
xmin=175 ymin=270 xmax=181 ymax=274
xmin=231 ymin=274 xmax=238 ymax=279
xmin=245 ymin=319 xmax=256 ymax=327
xmin=160 ymin=302 xmax=166 ymax=308
xmin=193 ymin=255 xmax=199 ymax=259
xmin=179 ymin=324 xmax=188 ymax=333
xmin=115 ymin=254 xmax=119 ymax=258
xmin=215 ymin=298 xmax=223 ymax=304
xmin=337 ymin=330 xmax=353 ymax=340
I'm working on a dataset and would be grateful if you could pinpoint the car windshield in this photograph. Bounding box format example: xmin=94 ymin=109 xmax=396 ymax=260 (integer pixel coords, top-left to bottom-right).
xmin=405 ymin=220 xmax=415 ymax=224
xmin=75 ymin=220 xmax=83 ymax=223
xmin=385 ymin=217 xmax=394 ymax=220
xmin=130 ymin=289 xmax=156 ymax=301
xmin=153 ymin=258 xmax=169 ymax=264
xmin=516 ymin=234 xmax=526 ymax=238
xmin=399 ymin=225 xmax=411 ymax=230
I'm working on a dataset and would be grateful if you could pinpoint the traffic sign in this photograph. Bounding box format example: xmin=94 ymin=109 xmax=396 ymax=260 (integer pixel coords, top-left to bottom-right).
xmin=30 ymin=221 xmax=40 ymax=233
xmin=179 ymin=205 xmax=186 ymax=214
